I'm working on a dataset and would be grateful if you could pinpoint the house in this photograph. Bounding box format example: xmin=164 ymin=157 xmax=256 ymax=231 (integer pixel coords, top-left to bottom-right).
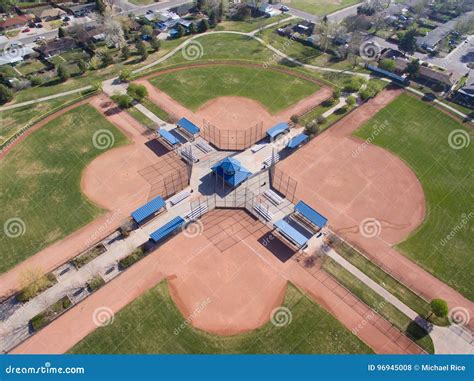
xmin=35 ymin=37 xmax=77 ymax=58
xmin=169 ymin=2 xmax=194 ymax=17
xmin=0 ymin=15 xmax=33 ymax=31
xmin=26 ymin=5 xmax=67 ymax=22
xmin=293 ymin=21 xmax=315 ymax=36
xmin=73 ymin=25 xmax=105 ymax=44
xmin=66 ymin=3 xmax=96 ymax=17
xmin=394 ymin=57 xmax=458 ymax=88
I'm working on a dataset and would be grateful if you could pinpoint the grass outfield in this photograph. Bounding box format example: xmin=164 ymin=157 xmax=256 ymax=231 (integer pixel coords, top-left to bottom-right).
xmin=289 ymin=0 xmax=362 ymax=15
xmin=149 ymin=66 xmax=319 ymax=114
xmin=354 ymin=94 xmax=474 ymax=300
xmin=0 ymin=104 xmax=128 ymax=273
xmin=216 ymin=14 xmax=291 ymax=33
xmin=70 ymin=281 xmax=373 ymax=354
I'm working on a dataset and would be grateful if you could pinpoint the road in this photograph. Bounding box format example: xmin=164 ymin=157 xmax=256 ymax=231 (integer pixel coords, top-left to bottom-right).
xmin=0 ymin=0 xmax=191 ymax=50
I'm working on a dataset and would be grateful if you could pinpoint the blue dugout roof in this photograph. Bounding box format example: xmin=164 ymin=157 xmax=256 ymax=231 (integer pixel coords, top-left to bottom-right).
xmin=158 ymin=129 xmax=179 ymax=146
xmin=131 ymin=195 xmax=166 ymax=224
xmin=274 ymin=219 xmax=308 ymax=247
xmin=177 ymin=117 xmax=200 ymax=135
xmin=211 ymin=157 xmax=252 ymax=187
xmin=287 ymin=133 xmax=309 ymax=149
xmin=150 ymin=216 xmax=185 ymax=243
xmin=294 ymin=201 xmax=328 ymax=228
xmin=267 ymin=122 xmax=289 ymax=139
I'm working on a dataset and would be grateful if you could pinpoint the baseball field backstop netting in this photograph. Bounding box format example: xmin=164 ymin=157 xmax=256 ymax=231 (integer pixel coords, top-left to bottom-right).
xmin=269 ymin=167 xmax=298 ymax=204
xmin=201 ymin=119 xmax=264 ymax=151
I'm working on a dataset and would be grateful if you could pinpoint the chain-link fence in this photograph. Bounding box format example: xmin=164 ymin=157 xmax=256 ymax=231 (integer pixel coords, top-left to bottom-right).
xmin=201 ymin=119 xmax=264 ymax=151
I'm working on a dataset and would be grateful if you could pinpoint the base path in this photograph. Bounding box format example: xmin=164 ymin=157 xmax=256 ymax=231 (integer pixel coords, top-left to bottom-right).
xmin=13 ymin=209 xmax=422 ymax=354
xmin=276 ymin=88 xmax=474 ymax=325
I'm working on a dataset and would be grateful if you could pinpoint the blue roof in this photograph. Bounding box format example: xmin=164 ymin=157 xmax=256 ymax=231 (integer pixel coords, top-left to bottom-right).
xmin=294 ymin=201 xmax=328 ymax=228
xmin=211 ymin=157 xmax=252 ymax=187
xmin=366 ymin=64 xmax=408 ymax=85
xmin=274 ymin=219 xmax=308 ymax=247
xmin=177 ymin=117 xmax=200 ymax=135
xmin=158 ymin=129 xmax=179 ymax=145
xmin=287 ymin=133 xmax=309 ymax=149
xmin=131 ymin=196 xmax=166 ymax=224
xmin=149 ymin=216 xmax=185 ymax=243
xmin=267 ymin=122 xmax=289 ymax=139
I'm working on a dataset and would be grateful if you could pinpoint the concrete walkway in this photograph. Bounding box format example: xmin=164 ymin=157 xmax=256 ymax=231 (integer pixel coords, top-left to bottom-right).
xmin=326 ymin=247 xmax=473 ymax=354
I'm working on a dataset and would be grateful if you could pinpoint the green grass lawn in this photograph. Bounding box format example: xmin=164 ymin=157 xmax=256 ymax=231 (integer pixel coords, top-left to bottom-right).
xmin=0 ymin=105 xmax=128 ymax=273
xmin=216 ymin=14 xmax=291 ymax=33
xmin=0 ymin=94 xmax=83 ymax=145
xmin=289 ymin=0 xmax=362 ymax=16
xmin=322 ymin=258 xmax=434 ymax=354
xmin=149 ymin=65 xmax=319 ymax=114
xmin=126 ymin=106 xmax=156 ymax=129
xmin=141 ymin=97 xmax=169 ymax=121
xmin=70 ymin=281 xmax=373 ymax=354
xmin=354 ymin=94 xmax=474 ymax=300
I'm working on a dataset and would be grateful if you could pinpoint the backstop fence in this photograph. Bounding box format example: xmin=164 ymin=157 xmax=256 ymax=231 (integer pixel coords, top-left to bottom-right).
xmin=269 ymin=167 xmax=298 ymax=203
xmin=201 ymin=119 xmax=264 ymax=151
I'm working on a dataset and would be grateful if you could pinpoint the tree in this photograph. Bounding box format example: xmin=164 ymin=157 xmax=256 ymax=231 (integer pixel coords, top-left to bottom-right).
xmin=121 ymin=45 xmax=130 ymax=60
xmin=332 ymin=88 xmax=341 ymax=100
xmin=58 ymin=27 xmax=66 ymax=38
xmin=135 ymin=40 xmax=148 ymax=61
xmin=150 ymin=36 xmax=161 ymax=52
xmin=0 ymin=0 xmax=18 ymax=14
xmin=114 ymin=94 xmax=134 ymax=109
xmin=346 ymin=95 xmax=356 ymax=106
xmin=57 ymin=64 xmax=69 ymax=82
xmin=175 ymin=24 xmax=185 ymax=38
xmin=78 ymin=59 xmax=88 ymax=74
xmin=199 ymin=19 xmax=209 ymax=33
xmin=95 ymin=0 xmax=107 ymax=15
xmin=398 ymin=29 xmax=418 ymax=56
xmin=304 ymin=121 xmax=319 ymax=137
xmin=209 ymin=12 xmax=217 ymax=27
xmin=141 ymin=25 xmax=153 ymax=38
xmin=429 ymin=299 xmax=448 ymax=320
xmin=101 ymin=51 xmax=113 ymax=67
xmin=379 ymin=59 xmax=396 ymax=72
xmin=0 ymin=84 xmax=13 ymax=104
xmin=406 ymin=59 xmax=420 ymax=76
xmin=359 ymin=82 xmax=379 ymax=100
xmin=119 ymin=69 xmax=131 ymax=82
xmin=127 ymin=83 xmax=148 ymax=101
xmin=189 ymin=22 xmax=197 ymax=34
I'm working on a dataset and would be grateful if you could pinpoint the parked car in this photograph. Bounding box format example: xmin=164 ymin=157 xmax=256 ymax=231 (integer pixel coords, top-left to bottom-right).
xmin=36 ymin=23 xmax=43 ymax=28
xmin=280 ymin=5 xmax=289 ymax=12
xmin=34 ymin=36 xmax=45 ymax=42
xmin=22 ymin=28 xmax=30 ymax=33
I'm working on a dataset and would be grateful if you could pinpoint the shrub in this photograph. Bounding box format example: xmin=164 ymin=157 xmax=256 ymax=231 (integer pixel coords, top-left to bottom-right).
xmin=119 ymin=69 xmax=131 ymax=83
xmin=290 ymin=114 xmax=299 ymax=124
xmin=29 ymin=76 xmax=44 ymax=87
xmin=317 ymin=116 xmax=327 ymax=125
xmin=30 ymin=296 xmax=72 ymax=331
xmin=430 ymin=299 xmax=448 ymax=319
xmin=304 ymin=121 xmax=319 ymax=136
xmin=17 ymin=273 xmax=57 ymax=303
xmin=127 ymin=83 xmax=148 ymax=101
xmin=359 ymin=83 xmax=380 ymax=101
xmin=57 ymin=63 xmax=69 ymax=82
xmin=112 ymin=94 xmax=134 ymax=109
xmin=71 ymin=244 xmax=106 ymax=269
xmin=322 ymin=98 xmax=336 ymax=107
xmin=346 ymin=95 xmax=356 ymax=106
xmin=87 ymin=275 xmax=106 ymax=292
xmin=0 ymin=84 xmax=14 ymax=104
xmin=378 ymin=59 xmax=396 ymax=72
xmin=344 ymin=77 xmax=366 ymax=93
xmin=119 ymin=247 xmax=146 ymax=269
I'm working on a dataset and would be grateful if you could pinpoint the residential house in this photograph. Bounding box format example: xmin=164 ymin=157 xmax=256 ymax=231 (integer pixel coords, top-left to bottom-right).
xmin=394 ymin=57 xmax=458 ymax=88
xmin=0 ymin=15 xmax=33 ymax=31
xmin=26 ymin=5 xmax=67 ymax=22
xmin=35 ymin=37 xmax=77 ymax=58
xmin=66 ymin=3 xmax=96 ymax=17
xmin=169 ymin=3 xmax=194 ymax=17
xmin=73 ymin=25 xmax=105 ymax=44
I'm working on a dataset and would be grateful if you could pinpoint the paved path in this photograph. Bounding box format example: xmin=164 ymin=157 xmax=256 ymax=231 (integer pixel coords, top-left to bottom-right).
xmin=327 ymin=248 xmax=473 ymax=354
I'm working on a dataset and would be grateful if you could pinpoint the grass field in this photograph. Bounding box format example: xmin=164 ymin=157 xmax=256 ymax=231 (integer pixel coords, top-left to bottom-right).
xmin=288 ymin=0 xmax=362 ymax=16
xmin=0 ymin=104 xmax=128 ymax=273
xmin=70 ymin=281 xmax=373 ymax=354
xmin=0 ymin=94 xmax=82 ymax=145
xmin=355 ymin=94 xmax=474 ymax=300
xmin=322 ymin=258 xmax=434 ymax=354
xmin=126 ymin=107 xmax=156 ymax=129
xmin=216 ymin=14 xmax=291 ymax=33
xmin=149 ymin=65 xmax=319 ymax=114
